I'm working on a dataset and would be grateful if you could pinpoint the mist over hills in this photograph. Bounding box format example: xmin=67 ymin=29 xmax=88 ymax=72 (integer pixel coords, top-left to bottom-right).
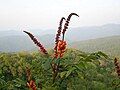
xmin=0 ymin=23 xmax=120 ymax=40
xmin=67 ymin=23 xmax=120 ymax=42
xmin=0 ymin=35 xmax=55 ymax=52
xmin=0 ymin=23 xmax=120 ymax=52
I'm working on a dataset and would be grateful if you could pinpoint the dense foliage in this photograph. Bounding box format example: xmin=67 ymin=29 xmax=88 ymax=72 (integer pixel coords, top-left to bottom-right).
xmin=0 ymin=49 xmax=120 ymax=90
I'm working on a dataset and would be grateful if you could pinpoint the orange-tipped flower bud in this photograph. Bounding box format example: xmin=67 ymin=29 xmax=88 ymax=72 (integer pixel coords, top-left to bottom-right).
xmin=27 ymin=80 xmax=37 ymax=90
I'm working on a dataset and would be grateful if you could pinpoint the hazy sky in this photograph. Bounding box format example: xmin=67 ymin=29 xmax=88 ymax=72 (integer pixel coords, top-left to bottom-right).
xmin=0 ymin=0 xmax=120 ymax=30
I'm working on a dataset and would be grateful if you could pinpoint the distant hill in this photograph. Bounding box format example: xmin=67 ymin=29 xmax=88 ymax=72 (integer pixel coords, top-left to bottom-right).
xmin=0 ymin=23 xmax=120 ymax=41
xmin=0 ymin=34 xmax=55 ymax=52
xmin=0 ymin=34 xmax=120 ymax=58
xmin=0 ymin=23 xmax=120 ymax=54
xmin=67 ymin=23 xmax=120 ymax=42
xmin=70 ymin=35 xmax=120 ymax=57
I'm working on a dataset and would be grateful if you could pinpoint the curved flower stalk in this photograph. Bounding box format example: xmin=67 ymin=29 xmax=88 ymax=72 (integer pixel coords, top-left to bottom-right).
xmin=23 ymin=31 xmax=48 ymax=55
xmin=52 ymin=13 xmax=79 ymax=83
xmin=52 ymin=17 xmax=66 ymax=82
xmin=62 ymin=13 xmax=79 ymax=40
xmin=54 ymin=13 xmax=79 ymax=59
xmin=54 ymin=17 xmax=66 ymax=58
xmin=114 ymin=58 xmax=120 ymax=76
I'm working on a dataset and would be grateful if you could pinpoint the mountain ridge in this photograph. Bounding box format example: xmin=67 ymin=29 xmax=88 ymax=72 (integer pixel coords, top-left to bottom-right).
xmin=0 ymin=23 xmax=120 ymax=40
xmin=0 ymin=24 xmax=120 ymax=56
xmin=70 ymin=35 xmax=120 ymax=57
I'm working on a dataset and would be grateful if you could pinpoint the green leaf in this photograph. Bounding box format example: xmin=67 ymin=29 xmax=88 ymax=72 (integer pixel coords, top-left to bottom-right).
xmin=64 ymin=67 xmax=76 ymax=78
xmin=42 ymin=59 xmax=51 ymax=70
xmin=60 ymin=71 xmax=67 ymax=78
xmin=93 ymin=81 xmax=106 ymax=89
xmin=98 ymin=51 xmax=108 ymax=59
xmin=13 ymin=78 xmax=26 ymax=87
xmin=77 ymin=72 xmax=84 ymax=79
xmin=42 ymin=87 xmax=57 ymax=90
xmin=75 ymin=61 xmax=86 ymax=71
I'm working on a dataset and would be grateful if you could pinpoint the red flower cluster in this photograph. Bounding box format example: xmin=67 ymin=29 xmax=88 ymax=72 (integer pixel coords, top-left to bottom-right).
xmin=57 ymin=40 xmax=66 ymax=57
xmin=54 ymin=40 xmax=66 ymax=58
xmin=114 ymin=58 xmax=120 ymax=76
xmin=27 ymin=80 xmax=37 ymax=90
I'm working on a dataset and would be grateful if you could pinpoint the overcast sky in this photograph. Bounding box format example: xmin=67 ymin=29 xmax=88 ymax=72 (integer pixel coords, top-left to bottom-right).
xmin=0 ymin=0 xmax=120 ymax=30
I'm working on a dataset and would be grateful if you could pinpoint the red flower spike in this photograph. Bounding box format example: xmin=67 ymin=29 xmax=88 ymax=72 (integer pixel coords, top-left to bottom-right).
xmin=23 ymin=31 xmax=48 ymax=55
xmin=62 ymin=13 xmax=79 ymax=40
xmin=114 ymin=58 xmax=120 ymax=76
xmin=54 ymin=17 xmax=66 ymax=51
xmin=54 ymin=17 xmax=66 ymax=58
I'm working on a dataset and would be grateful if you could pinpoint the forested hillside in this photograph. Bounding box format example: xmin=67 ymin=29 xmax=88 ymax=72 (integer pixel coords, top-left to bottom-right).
xmin=70 ymin=35 xmax=120 ymax=57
